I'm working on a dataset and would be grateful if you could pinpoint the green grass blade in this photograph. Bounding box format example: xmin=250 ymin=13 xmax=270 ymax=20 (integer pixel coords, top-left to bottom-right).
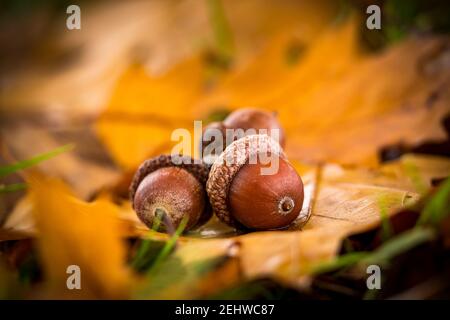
xmin=310 ymin=252 xmax=370 ymax=275
xmin=206 ymin=0 xmax=234 ymax=63
xmin=0 ymin=183 xmax=27 ymax=193
xmin=147 ymin=216 xmax=188 ymax=274
xmin=131 ymin=212 xmax=164 ymax=269
xmin=311 ymin=227 xmax=435 ymax=275
xmin=417 ymin=177 xmax=450 ymax=226
xmin=363 ymin=227 xmax=435 ymax=265
xmin=132 ymin=238 xmax=151 ymax=270
xmin=0 ymin=144 xmax=74 ymax=177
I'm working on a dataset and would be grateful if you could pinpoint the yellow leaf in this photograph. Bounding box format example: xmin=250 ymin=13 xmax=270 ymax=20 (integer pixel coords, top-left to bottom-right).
xmin=194 ymin=16 xmax=360 ymax=118
xmin=96 ymin=57 xmax=207 ymax=169
xmin=28 ymin=174 xmax=131 ymax=299
xmin=195 ymin=17 xmax=449 ymax=166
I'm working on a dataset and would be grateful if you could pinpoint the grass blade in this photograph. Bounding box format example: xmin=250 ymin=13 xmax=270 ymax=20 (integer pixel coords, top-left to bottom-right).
xmin=148 ymin=216 xmax=188 ymax=274
xmin=363 ymin=227 xmax=435 ymax=265
xmin=311 ymin=227 xmax=435 ymax=275
xmin=417 ymin=177 xmax=450 ymax=226
xmin=131 ymin=212 xmax=164 ymax=269
xmin=206 ymin=0 xmax=234 ymax=64
xmin=0 ymin=144 xmax=74 ymax=177
xmin=310 ymin=252 xmax=370 ymax=275
xmin=0 ymin=183 xmax=27 ymax=193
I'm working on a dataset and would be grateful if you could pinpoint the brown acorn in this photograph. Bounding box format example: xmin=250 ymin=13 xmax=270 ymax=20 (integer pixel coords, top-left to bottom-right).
xmin=206 ymin=134 xmax=305 ymax=230
xmin=200 ymin=108 xmax=285 ymax=165
xmin=200 ymin=121 xmax=227 ymax=166
xmin=223 ymin=108 xmax=286 ymax=148
xmin=130 ymin=155 xmax=211 ymax=232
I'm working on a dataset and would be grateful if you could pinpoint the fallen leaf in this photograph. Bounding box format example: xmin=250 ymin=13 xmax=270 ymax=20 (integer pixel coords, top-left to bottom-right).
xmin=1 ymin=125 xmax=119 ymax=199
xmin=95 ymin=57 xmax=207 ymax=169
xmin=173 ymin=154 xmax=450 ymax=290
xmin=27 ymin=173 xmax=132 ymax=299
xmin=195 ymin=18 xmax=450 ymax=166
xmin=194 ymin=16 xmax=360 ymax=117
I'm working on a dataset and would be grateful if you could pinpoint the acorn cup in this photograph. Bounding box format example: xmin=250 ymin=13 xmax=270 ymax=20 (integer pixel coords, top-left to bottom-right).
xmin=206 ymin=134 xmax=305 ymax=230
xmin=130 ymin=155 xmax=212 ymax=232
xmin=201 ymin=108 xmax=285 ymax=166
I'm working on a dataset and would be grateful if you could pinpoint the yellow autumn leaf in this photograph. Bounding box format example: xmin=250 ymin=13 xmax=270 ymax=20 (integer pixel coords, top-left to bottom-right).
xmin=96 ymin=15 xmax=448 ymax=172
xmin=28 ymin=174 xmax=132 ymax=299
xmin=195 ymin=17 xmax=449 ymax=166
xmin=194 ymin=16 xmax=360 ymax=117
xmin=95 ymin=56 xmax=208 ymax=169
xmin=94 ymin=10 xmax=348 ymax=171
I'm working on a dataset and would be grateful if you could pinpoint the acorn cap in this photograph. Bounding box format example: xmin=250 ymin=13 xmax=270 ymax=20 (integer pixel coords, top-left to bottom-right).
xmin=206 ymin=134 xmax=285 ymax=227
xmin=130 ymin=154 xmax=212 ymax=227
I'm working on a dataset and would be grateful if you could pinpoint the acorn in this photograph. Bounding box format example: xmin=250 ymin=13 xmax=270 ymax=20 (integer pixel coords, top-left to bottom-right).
xmin=206 ymin=134 xmax=304 ymax=230
xmin=130 ymin=155 xmax=211 ymax=232
xmin=223 ymin=108 xmax=286 ymax=148
xmin=201 ymin=121 xmax=227 ymax=166
xmin=201 ymin=108 xmax=285 ymax=165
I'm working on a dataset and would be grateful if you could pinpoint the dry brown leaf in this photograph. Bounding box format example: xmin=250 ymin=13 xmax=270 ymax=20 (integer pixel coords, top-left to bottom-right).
xmin=0 ymin=228 xmax=30 ymax=242
xmin=194 ymin=16 xmax=361 ymax=117
xmin=174 ymin=154 xmax=450 ymax=289
xmin=2 ymin=194 xmax=35 ymax=235
xmin=1 ymin=125 xmax=119 ymax=199
xmin=195 ymin=19 xmax=449 ymax=166
xmin=280 ymin=37 xmax=450 ymax=165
